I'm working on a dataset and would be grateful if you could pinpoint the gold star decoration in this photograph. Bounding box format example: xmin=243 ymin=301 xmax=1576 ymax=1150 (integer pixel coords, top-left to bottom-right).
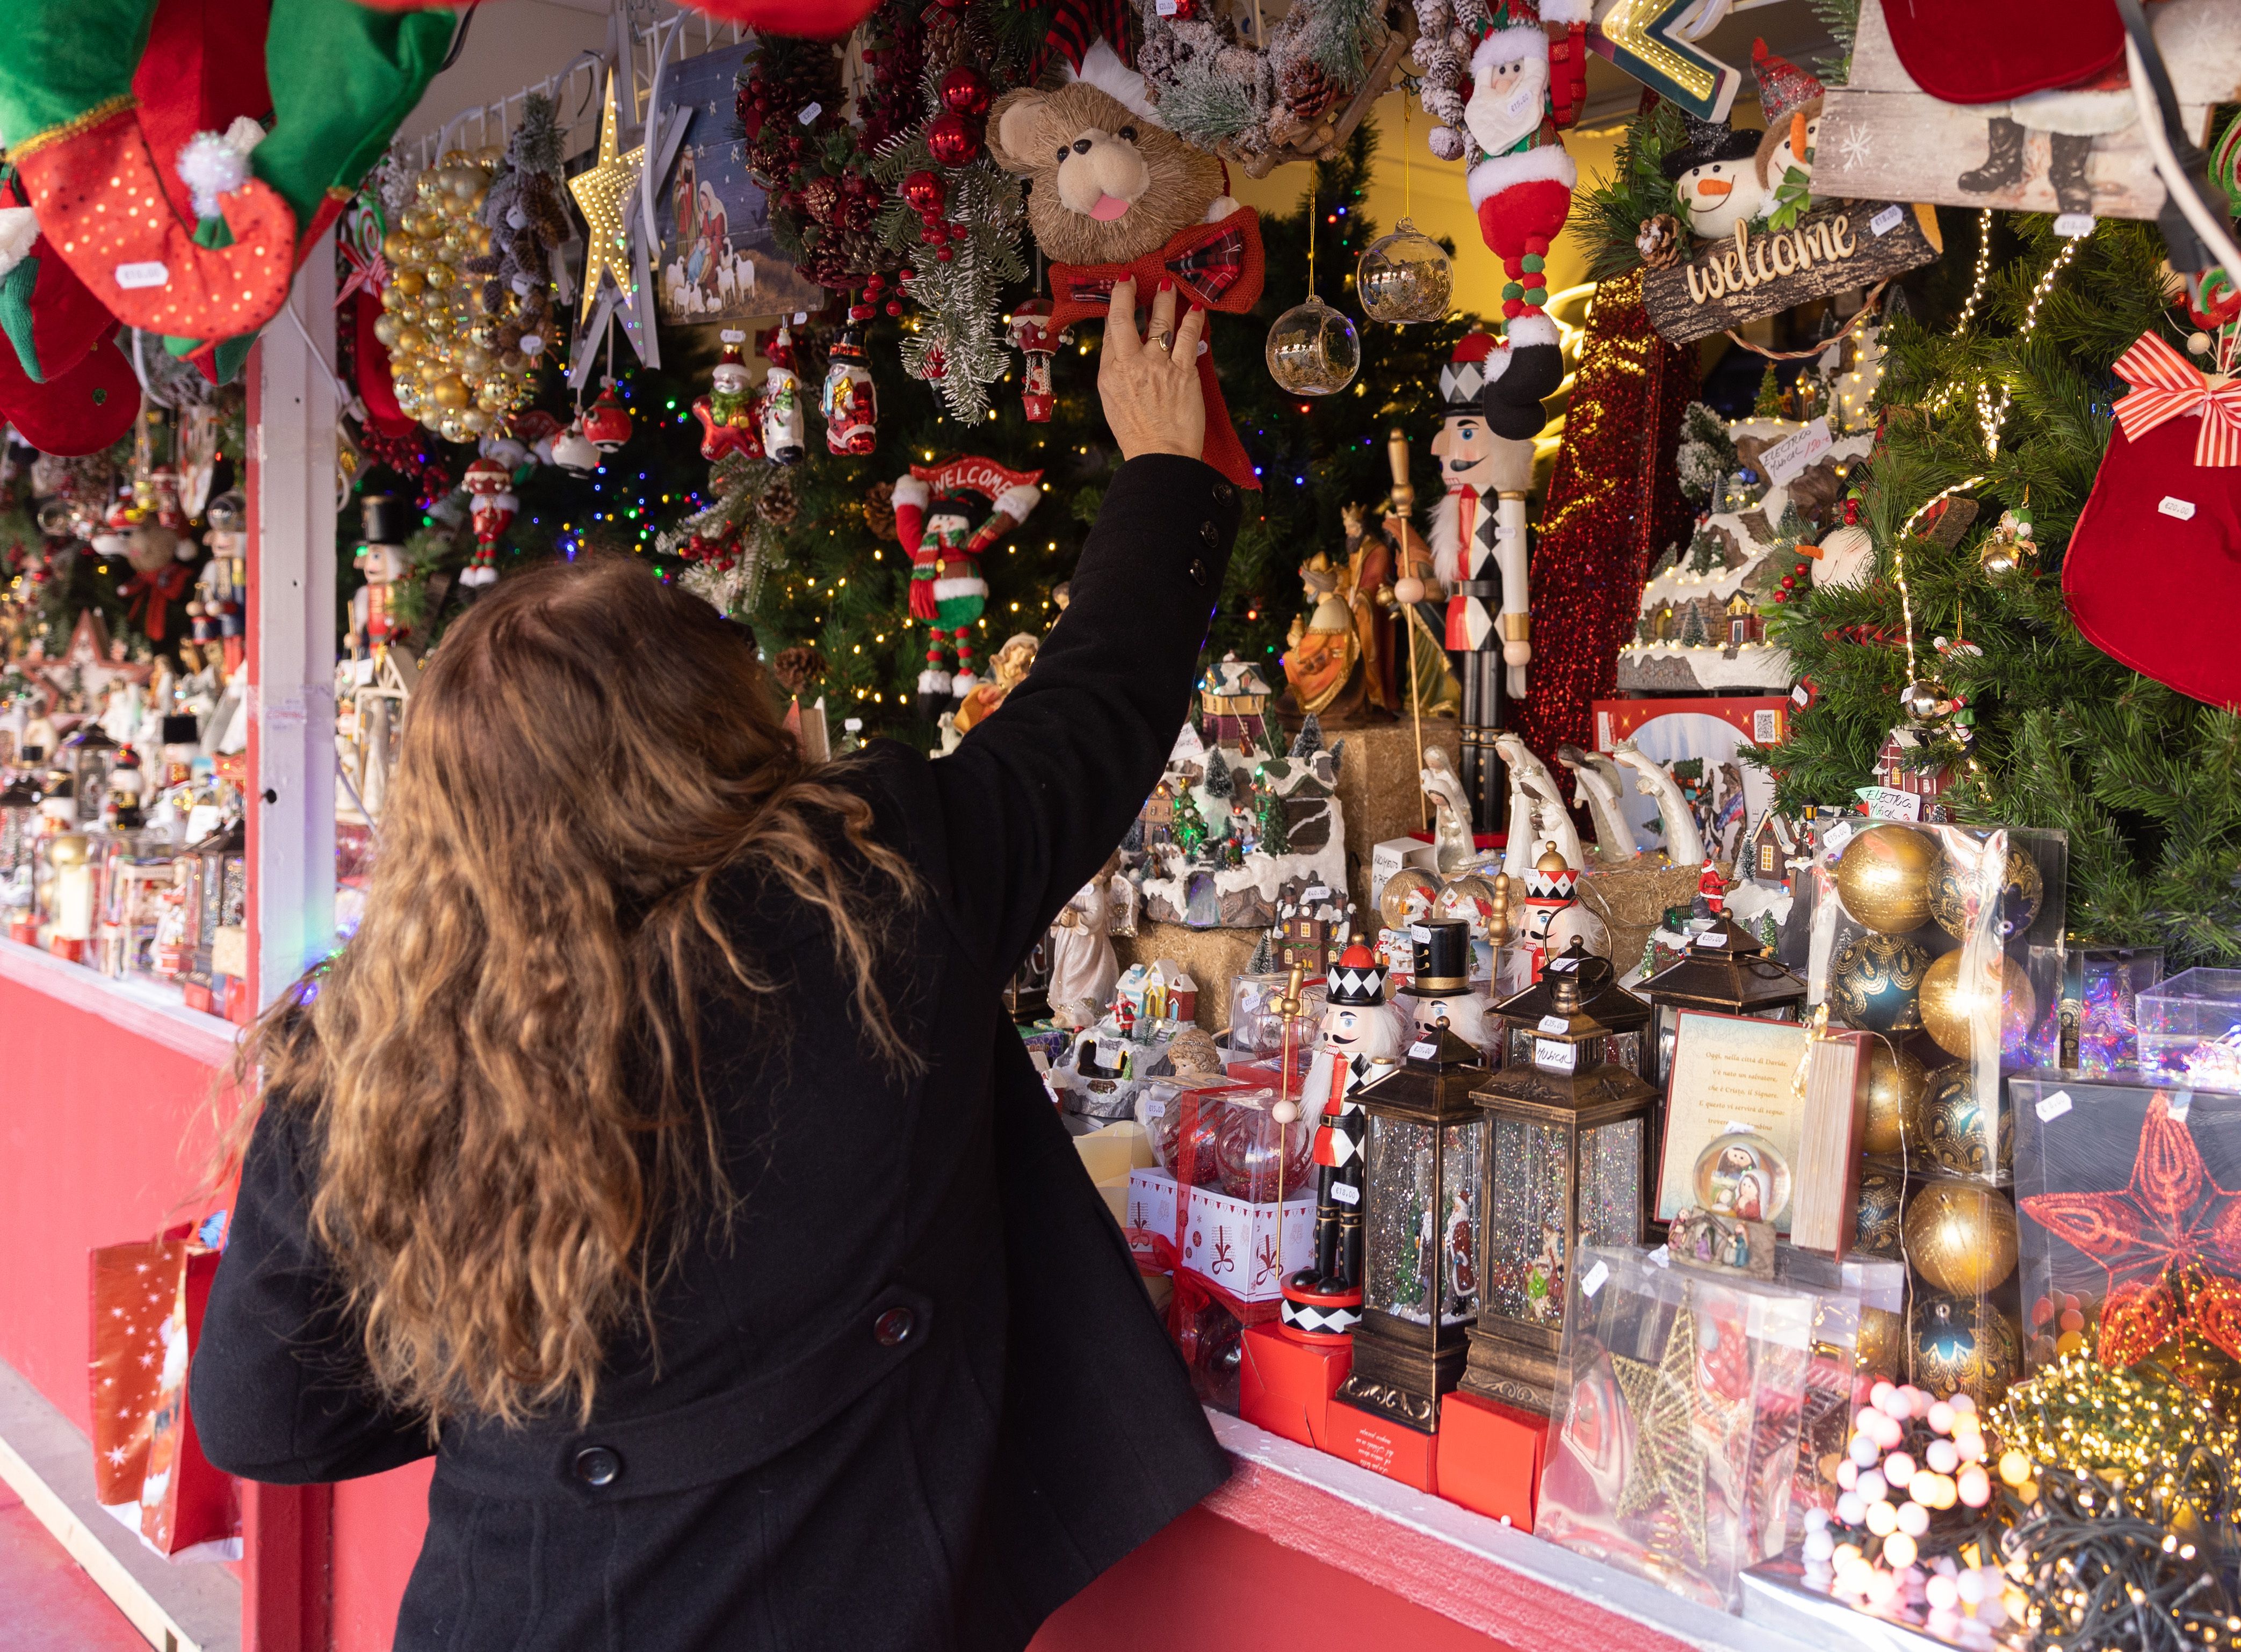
xmin=1610 ymin=1298 xmax=1711 ymax=1566
xmin=566 ymin=71 xmax=647 ymax=323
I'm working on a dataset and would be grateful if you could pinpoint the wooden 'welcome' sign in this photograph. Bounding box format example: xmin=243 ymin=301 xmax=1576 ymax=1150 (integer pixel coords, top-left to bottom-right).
xmin=1642 ymin=200 xmax=1942 ymax=345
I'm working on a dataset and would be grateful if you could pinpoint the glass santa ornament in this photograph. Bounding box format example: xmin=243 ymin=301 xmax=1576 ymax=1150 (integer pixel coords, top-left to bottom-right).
xmin=1265 ymin=293 xmax=1360 ymax=395
xmin=761 ymin=323 xmax=806 ymax=466
xmin=580 ymin=380 xmax=633 ymax=452
xmin=820 ymin=325 xmax=879 ymax=457
xmin=1462 ymin=971 xmax=1654 ymax=1412
xmin=1008 ymin=299 xmax=1059 ymax=423
xmin=1355 ymin=219 xmax=1454 ymax=325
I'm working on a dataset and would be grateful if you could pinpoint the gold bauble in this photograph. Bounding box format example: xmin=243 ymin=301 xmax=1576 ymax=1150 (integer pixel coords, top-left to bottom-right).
xmin=437 ymin=414 xmax=470 ymax=445
xmin=460 ymin=344 xmax=492 ymax=376
xmin=371 ymin=313 xmax=403 ymax=350
xmin=1862 ymin=1039 xmax=1927 ymax=1157
xmin=458 ymin=408 xmax=494 ymax=436
xmin=1855 ymin=1164 xmax=1906 ymax=1258
xmin=1928 ymin=843 xmax=2046 ymax=941
xmin=423 ymin=262 xmax=456 ymax=291
xmin=429 ymin=374 xmax=470 ymax=410
xmin=393 ymin=325 xmax=429 ymax=357
xmin=392 ymin=266 xmax=426 ymax=298
xmin=1829 ymin=930 xmax=1933 ymax=1032
xmin=1911 ymin=1293 xmax=2021 ymax=1405
xmin=1918 ymin=950 xmax=2037 ymax=1060
xmin=380 ymin=281 xmax=410 ymax=314
xmin=1913 ymin=1060 xmax=2012 ymax=1179
xmin=381 ymin=229 xmax=418 ymax=265
xmin=393 ymin=381 xmax=422 ymax=413
xmin=1835 ymin=824 xmax=1939 ymax=933
xmin=1856 ymin=1305 xmax=1905 ymax=1379
xmin=475 ymin=380 xmax=512 ymax=412
xmin=417 ymin=410 xmax=445 ymax=432
xmin=1903 ymin=1180 xmax=2018 ymax=1294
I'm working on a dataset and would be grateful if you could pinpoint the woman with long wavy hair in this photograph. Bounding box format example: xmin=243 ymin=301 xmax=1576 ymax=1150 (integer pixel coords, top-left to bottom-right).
xmin=192 ymin=280 xmax=1236 ymax=1651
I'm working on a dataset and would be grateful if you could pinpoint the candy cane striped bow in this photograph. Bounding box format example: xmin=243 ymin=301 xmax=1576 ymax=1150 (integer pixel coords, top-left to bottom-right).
xmin=2113 ymin=331 xmax=2241 ymax=466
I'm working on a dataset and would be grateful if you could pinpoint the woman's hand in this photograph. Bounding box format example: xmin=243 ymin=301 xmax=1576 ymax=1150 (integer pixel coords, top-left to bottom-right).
xmin=1096 ymin=277 xmax=1206 ymax=463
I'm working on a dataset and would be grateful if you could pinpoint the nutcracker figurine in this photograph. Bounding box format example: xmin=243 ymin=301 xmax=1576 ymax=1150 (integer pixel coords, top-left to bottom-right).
xmin=691 ymin=330 xmax=764 ymax=462
xmin=459 ymin=455 xmax=516 ymax=589
xmin=349 ymin=494 xmax=411 ymax=655
xmin=1281 ymin=942 xmax=1399 ymax=1342
xmin=891 ymin=456 xmax=1044 ymax=708
xmin=761 ymin=322 xmax=806 ymax=465
xmin=201 ymin=491 xmax=248 ymax=673
xmin=820 ymin=325 xmax=878 ymax=457
xmin=1387 ymin=333 xmax=1536 ymax=830
xmin=1008 ymin=299 xmax=1059 ymax=422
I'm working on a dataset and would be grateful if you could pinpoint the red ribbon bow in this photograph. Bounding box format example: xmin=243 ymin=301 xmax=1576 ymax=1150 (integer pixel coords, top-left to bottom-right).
xmin=2112 ymin=331 xmax=2241 ymax=467
xmin=1050 ymin=210 xmax=1267 ymax=491
xmin=119 ymin=561 xmax=192 ymax=642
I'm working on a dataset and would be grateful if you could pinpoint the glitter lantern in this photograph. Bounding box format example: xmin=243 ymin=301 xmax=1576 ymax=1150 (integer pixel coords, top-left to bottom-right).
xmin=1264 ymin=294 xmax=1361 ymax=395
xmin=1637 ymin=911 xmax=1806 ymax=1088
xmin=186 ymin=818 xmax=246 ymax=1000
xmin=0 ymin=777 xmax=41 ymax=917
xmin=56 ymin=724 xmax=118 ymax=828
xmin=1462 ymin=972 xmax=1656 ymax=1414
xmin=1355 ymin=219 xmax=1454 ymax=325
xmin=1490 ymin=936 xmax=1654 ymax=1084
xmin=1330 ymin=1024 xmax=1489 ymax=1432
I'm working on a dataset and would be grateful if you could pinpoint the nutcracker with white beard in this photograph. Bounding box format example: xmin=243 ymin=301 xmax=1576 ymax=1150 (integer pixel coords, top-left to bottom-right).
xmin=1389 ymin=334 xmax=1541 ymax=830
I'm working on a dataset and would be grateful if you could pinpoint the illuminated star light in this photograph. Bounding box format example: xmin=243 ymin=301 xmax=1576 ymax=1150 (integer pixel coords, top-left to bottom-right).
xmin=567 ymin=71 xmax=648 ymax=324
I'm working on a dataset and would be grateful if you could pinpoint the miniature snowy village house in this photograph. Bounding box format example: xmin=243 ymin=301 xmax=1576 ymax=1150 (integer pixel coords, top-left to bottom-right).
xmin=1725 ymin=592 xmax=1762 ymax=647
xmin=1198 ymin=652 xmax=1273 ymax=751
xmin=1146 ymin=959 xmax=1198 ymax=1025
xmin=1278 ymin=912 xmax=1335 ymax=977
xmin=1651 ymin=600 xmax=1677 ymax=643
xmin=1748 ymin=812 xmax=1798 ymax=891
xmin=1874 ymin=727 xmax=1950 ymax=811
xmin=1114 ymin=962 xmax=1153 ymax=1023
xmin=1140 ymin=781 xmax=1176 ymax=845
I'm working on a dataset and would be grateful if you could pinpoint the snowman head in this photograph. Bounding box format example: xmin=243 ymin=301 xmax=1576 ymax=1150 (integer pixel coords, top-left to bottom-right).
xmin=1756 ymin=104 xmax=1825 ymax=191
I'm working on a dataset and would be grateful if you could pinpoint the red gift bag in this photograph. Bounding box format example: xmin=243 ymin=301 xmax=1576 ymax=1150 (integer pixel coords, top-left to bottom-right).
xmin=89 ymin=1219 xmax=239 ymax=1558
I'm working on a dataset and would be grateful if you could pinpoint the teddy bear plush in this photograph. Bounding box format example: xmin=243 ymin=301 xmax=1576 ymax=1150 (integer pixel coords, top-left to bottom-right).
xmin=988 ymin=79 xmax=1264 ymax=489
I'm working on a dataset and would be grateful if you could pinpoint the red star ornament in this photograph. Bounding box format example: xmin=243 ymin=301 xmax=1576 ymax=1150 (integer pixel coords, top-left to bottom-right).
xmin=2019 ymin=1093 xmax=2241 ymax=1367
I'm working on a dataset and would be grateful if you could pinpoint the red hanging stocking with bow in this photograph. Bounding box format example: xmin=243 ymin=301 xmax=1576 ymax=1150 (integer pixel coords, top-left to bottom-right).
xmin=2063 ymin=331 xmax=2241 ymax=711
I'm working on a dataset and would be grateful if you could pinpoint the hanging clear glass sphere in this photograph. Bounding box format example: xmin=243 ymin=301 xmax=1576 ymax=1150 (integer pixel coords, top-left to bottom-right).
xmin=1355 ymin=218 xmax=1454 ymax=324
xmin=1264 ymin=293 xmax=1361 ymax=395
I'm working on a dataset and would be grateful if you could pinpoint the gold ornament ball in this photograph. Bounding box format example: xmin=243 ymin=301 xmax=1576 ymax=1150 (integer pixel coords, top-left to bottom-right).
xmin=1856 ymin=1305 xmax=1905 ymax=1379
xmin=1911 ymin=1292 xmax=2021 ymax=1405
xmin=391 ymin=268 xmax=426 ymax=298
xmin=1830 ymin=930 xmax=1934 ymax=1032
xmin=1836 ymin=824 xmax=1939 ymax=933
xmin=437 ymin=414 xmax=471 ymax=445
xmin=1862 ymin=1039 xmax=1927 ymax=1157
xmin=475 ymin=380 xmax=512 ymax=412
xmin=429 ymin=374 xmax=471 ymax=411
xmin=458 ymin=408 xmax=493 ymax=436
xmin=1855 ymin=1164 xmax=1906 ymax=1258
xmin=1978 ymin=536 xmax=2023 ymax=578
xmin=417 ymin=410 xmax=445 ymax=432
xmin=1913 ymin=1060 xmax=2012 ymax=1179
xmin=372 ymin=313 xmax=402 ymax=350
xmin=424 ymin=261 xmax=456 ymax=291
xmin=1928 ymin=843 xmax=2045 ymax=941
xmin=1918 ymin=950 xmax=2037 ymax=1060
xmin=381 ymin=229 xmax=418 ymax=265
xmin=1903 ymin=1180 xmax=2018 ymax=1294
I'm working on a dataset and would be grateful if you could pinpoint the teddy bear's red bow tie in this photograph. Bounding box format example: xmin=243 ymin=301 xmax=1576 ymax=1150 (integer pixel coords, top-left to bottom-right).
xmin=1049 ymin=209 xmax=1266 ymax=491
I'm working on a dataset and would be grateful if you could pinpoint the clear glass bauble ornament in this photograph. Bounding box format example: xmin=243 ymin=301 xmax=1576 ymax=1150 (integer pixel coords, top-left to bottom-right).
xmin=1693 ymin=1127 xmax=1792 ymax=1226
xmin=1355 ymin=218 xmax=1454 ymax=324
xmin=1264 ymin=293 xmax=1360 ymax=395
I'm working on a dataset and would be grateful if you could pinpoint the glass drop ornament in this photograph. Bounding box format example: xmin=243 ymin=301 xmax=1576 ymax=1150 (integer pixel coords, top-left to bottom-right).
xmin=1264 ymin=293 xmax=1360 ymax=395
xmin=1355 ymin=218 xmax=1453 ymax=324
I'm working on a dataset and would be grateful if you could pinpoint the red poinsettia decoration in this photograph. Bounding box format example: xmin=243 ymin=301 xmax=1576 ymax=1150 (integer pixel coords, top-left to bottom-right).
xmin=2019 ymin=1093 xmax=2241 ymax=1367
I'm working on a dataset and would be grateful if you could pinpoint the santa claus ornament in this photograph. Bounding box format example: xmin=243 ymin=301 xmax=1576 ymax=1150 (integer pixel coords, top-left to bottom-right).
xmin=692 ymin=330 xmax=765 ymax=463
xmin=891 ymin=457 xmax=1043 ymax=709
xmin=1459 ymin=2 xmax=1580 ymax=364
xmin=820 ymin=324 xmax=878 ymax=455
xmin=460 ymin=455 xmax=516 ymax=589
xmin=1007 ymin=300 xmax=1059 ymax=422
xmin=2063 ymin=329 xmax=2241 ymax=711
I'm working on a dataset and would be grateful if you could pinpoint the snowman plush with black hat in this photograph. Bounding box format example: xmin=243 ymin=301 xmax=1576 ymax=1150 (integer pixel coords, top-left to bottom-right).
xmin=1665 ymin=112 xmax=1766 ymax=241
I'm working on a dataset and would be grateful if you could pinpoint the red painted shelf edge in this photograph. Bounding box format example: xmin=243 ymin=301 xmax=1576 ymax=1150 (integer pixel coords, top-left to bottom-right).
xmin=1202 ymin=1411 xmax=1815 ymax=1652
xmin=0 ymin=939 xmax=238 ymax=1070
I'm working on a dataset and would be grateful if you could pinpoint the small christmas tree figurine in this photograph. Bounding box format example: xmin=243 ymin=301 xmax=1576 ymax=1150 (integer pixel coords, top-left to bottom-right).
xmin=1678 ymin=601 xmax=1710 ymax=649
xmin=1172 ymin=787 xmax=1208 ymax=860
xmin=1204 ymin=749 xmax=1234 ymax=802
xmin=1256 ymin=782 xmax=1291 ymax=857
xmin=1290 ymin=713 xmax=1324 ymax=759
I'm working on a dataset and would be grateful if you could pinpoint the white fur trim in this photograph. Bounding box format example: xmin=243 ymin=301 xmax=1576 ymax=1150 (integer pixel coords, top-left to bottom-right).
xmin=1466 ymin=142 xmax=1577 ymax=208
xmin=2009 ymin=85 xmax=2137 ymax=136
xmin=1472 ymin=25 xmax=1550 ymax=71
xmin=917 ymin=668 xmax=952 ymax=695
xmin=1538 ymin=0 xmax=1594 ymax=21
xmin=891 ymin=475 xmax=930 ymax=510
xmin=1499 ymin=313 xmax=1559 ymax=351
xmin=932 ymin=576 xmax=988 ymax=601
xmin=178 ymin=129 xmax=253 ymax=220
xmin=1204 ymin=195 xmax=1241 ymax=222
xmin=0 ymin=207 xmax=38 ymax=276
xmin=994 ymin=482 xmax=1043 ymax=520
xmin=1067 ymin=38 xmax=1161 ymax=127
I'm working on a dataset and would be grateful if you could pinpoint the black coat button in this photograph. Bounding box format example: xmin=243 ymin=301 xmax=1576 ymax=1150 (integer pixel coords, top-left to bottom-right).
xmin=573 ymin=1446 xmax=621 ymax=1487
xmin=1198 ymin=520 xmax=1220 ymax=548
xmin=1212 ymin=481 xmax=1237 ymax=506
xmin=874 ymin=1307 xmax=916 ymax=1347
xmin=1188 ymin=557 xmax=1210 ymax=586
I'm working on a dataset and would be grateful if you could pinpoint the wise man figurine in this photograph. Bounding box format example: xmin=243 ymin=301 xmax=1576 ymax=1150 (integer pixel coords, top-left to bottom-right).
xmin=1389 ymin=333 xmax=1537 ymax=829
xmin=1281 ymin=943 xmax=1399 ymax=1343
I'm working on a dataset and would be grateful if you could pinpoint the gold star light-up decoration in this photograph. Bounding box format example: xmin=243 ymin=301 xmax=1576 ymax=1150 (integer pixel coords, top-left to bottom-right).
xmin=1611 ymin=1298 xmax=1711 ymax=1565
xmin=566 ymin=71 xmax=647 ymax=324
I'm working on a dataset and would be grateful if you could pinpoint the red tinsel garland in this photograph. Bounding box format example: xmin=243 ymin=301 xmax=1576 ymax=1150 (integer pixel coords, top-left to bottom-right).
xmin=1509 ymin=270 xmax=1697 ymax=782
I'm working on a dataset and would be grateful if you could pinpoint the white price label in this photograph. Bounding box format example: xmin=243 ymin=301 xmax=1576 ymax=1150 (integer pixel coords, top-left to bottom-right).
xmin=1547 ymin=955 xmax=1580 ymax=973
xmin=1869 ymin=205 xmax=1905 ymax=237
xmin=2035 ymin=1090 xmax=2072 ymax=1121
xmin=1647 ymin=1245 xmax=1672 ymax=1269
xmin=1333 ymin=1180 xmax=1360 ymax=1205
xmin=1826 ymin=821 xmax=1857 ymax=856
xmin=1410 ymin=924 xmax=1433 ymax=944
xmin=1407 ymin=1039 xmax=1438 ymax=1061
xmin=2160 ymin=496 xmax=2198 ymax=520
xmin=115 ymin=260 xmax=170 ymax=289
xmin=1581 ymin=1260 xmax=1610 ymax=1298
xmin=796 ymin=102 xmax=823 ymax=124
xmin=1537 ymin=1014 xmax=1570 ymax=1034
xmin=1304 ymin=885 xmax=1331 ymax=903
xmin=2052 ymin=212 xmax=2098 ymax=239
xmin=1695 ymin=930 xmax=1728 ymax=947
xmin=1534 ymin=1038 xmax=1578 ymax=1074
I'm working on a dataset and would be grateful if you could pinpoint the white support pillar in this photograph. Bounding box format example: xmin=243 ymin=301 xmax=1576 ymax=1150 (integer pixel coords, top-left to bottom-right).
xmin=251 ymin=231 xmax=339 ymax=1008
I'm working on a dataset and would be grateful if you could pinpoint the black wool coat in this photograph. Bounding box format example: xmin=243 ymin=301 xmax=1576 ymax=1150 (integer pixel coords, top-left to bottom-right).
xmin=191 ymin=454 xmax=1244 ymax=1651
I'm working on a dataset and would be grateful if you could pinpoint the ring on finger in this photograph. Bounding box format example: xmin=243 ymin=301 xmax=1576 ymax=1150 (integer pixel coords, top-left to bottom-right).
xmin=1150 ymin=330 xmax=1173 ymax=352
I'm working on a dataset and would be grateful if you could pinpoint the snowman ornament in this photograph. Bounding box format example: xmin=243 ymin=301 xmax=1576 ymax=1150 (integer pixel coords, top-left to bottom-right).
xmin=1663 ymin=114 xmax=1765 ymax=241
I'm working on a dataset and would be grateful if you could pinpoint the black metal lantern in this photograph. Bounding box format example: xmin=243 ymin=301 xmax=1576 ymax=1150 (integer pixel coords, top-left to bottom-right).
xmin=1331 ymin=1024 xmax=1490 ymax=1434
xmin=189 ymin=818 xmax=245 ymax=990
xmin=1462 ymin=973 xmax=1658 ymax=1412
xmin=1490 ymin=936 xmax=1656 ymax=1084
xmin=1637 ymin=911 xmax=1806 ymax=1089
xmin=56 ymin=724 xmax=118 ymax=826
xmin=0 ymin=777 xmax=40 ymax=910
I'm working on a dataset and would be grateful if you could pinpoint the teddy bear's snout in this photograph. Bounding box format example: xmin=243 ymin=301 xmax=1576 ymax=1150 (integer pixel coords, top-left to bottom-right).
xmin=1053 ymin=131 xmax=1151 ymax=220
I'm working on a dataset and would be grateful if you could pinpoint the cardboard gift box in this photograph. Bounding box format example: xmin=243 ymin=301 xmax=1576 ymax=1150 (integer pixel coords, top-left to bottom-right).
xmin=1436 ymin=1390 xmax=1549 ymax=1531
xmin=1125 ymin=1166 xmax=1314 ymax=1306
xmin=1324 ymin=1397 xmax=1439 ymax=1493
xmin=1238 ymin=1322 xmax=1353 ymax=1450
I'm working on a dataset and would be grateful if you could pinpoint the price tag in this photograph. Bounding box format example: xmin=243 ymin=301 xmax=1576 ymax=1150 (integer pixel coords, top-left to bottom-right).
xmin=796 ymin=102 xmax=823 ymax=124
xmin=1410 ymin=924 xmax=1432 ymax=944
xmin=1869 ymin=204 xmax=1905 ymax=237
xmin=1534 ymin=1038 xmax=1578 ymax=1074
xmin=1547 ymin=955 xmax=1580 ymax=973
xmin=2170 ymin=1092 xmax=2193 ymax=1123
xmin=1647 ymin=1245 xmax=1671 ymax=1269
xmin=2053 ymin=212 xmax=2097 ymax=239
xmin=1304 ymin=885 xmax=1331 ymax=903
xmin=2160 ymin=496 xmax=2198 ymax=520
xmin=1333 ymin=1181 xmax=1360 ymax=1206
xmin=1857 ymin=785 xmax=1924 ymax=822
xmin=2034 ymin=1090 xmax=2072 ymax=1121
xmin=114 ymin=260 xmax=169 ymax=290
xmin=1141 ymin=1096 xmax=1167 ymax=1122
xmin=1826 ymin=821 xmax=1856 ymax=856
xmin=1537 ymin=1014 xmax=1570 ymax=1034
xmin=1407 ymin=1039 xmax=1438 ymax=1061
xmin=1581 ymin=1259 xmax=1610 ymax=1298
xmin=1759 ymin=417 xmax=1832 ymax=487
xmin=1694 ymin=930 xmax=1728 ymax=947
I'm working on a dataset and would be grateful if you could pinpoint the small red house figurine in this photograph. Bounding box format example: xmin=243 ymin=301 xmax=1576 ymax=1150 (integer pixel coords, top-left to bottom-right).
xmin=1874 ymin=727 xmax=1950 ymax=820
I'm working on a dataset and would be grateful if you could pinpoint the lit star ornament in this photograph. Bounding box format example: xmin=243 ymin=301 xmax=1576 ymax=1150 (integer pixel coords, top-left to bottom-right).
xmin=1610 ymin=1298 xmax=1710 ymax=1563
xmin=2019 ymin=1092 xmax=2241 ymax=1367
xmin=567 ymin=72 xmax=647 ymax=324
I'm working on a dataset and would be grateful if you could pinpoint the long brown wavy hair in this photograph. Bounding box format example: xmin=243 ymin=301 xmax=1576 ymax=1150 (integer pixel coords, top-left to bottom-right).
xmin=233 ymin=555 xmax=915 ymax=1428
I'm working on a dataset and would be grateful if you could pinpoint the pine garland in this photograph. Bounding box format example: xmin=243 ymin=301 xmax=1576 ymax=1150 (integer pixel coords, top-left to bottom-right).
xmin=1574 ymin=98 xmax=1685 ymax=283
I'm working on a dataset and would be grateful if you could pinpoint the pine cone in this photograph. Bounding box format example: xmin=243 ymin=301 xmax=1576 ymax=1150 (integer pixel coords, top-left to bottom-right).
xmin=772 ymin=646 xmax=827 ymax=693
xmin=1636 ymin=213 xmax=1686 ymax=270
xmin=798 ymin=175 xmax=842 ymax=225
xmin=863 ymin=480 xmax=896 ymax=539
xmin=758 ymin=475 xmax=800 ymax=527
xmin=1280 ymin=58 xmax=1346 ymax=125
